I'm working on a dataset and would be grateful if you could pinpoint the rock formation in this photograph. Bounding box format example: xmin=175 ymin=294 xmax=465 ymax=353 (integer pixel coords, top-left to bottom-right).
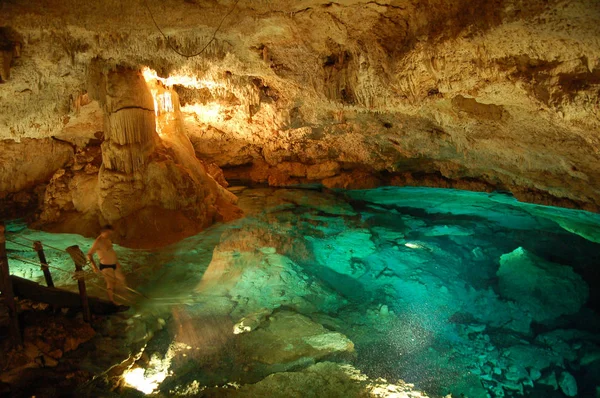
xmin=0 ymin=26 xmax=21 ymax=83
xmin=34 ymin=62 xmax=241 ymax=247
xmin=0 ymin=0 xmax=599 ymax=239
xmin=0 ymin=138 xmax=73 ymax=218
xmin=238 ymin=311 xmax=355 ymax=374
xmin=497 ymin=247 xmax=589 ymax=323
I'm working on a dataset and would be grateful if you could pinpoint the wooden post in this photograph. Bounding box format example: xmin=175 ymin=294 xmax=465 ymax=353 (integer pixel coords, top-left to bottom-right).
xmin=66 ymin=245 xmax=91 ymax=323
xmin=33 ymin=241 xmax=54 ymax=288
xmin=0 ymin=222 xmax=22 ymax=346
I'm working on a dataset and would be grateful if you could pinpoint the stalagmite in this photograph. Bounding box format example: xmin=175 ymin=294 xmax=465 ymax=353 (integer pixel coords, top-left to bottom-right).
xmin=27 ymin=61 xmax=242 ymax=246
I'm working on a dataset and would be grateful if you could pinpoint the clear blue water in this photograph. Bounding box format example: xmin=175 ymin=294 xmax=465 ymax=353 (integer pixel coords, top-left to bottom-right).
xmin=5 ymin=187 xmax=600 ymax=397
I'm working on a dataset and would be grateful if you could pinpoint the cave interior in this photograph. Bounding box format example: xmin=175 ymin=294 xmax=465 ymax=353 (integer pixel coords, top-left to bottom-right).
xmin=1 ymin=0 xmax=600 ymax=397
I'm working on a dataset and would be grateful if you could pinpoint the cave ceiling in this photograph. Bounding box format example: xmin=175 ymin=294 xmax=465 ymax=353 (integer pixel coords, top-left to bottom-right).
xmin=1 ymin=0 xmax=600 ymax=209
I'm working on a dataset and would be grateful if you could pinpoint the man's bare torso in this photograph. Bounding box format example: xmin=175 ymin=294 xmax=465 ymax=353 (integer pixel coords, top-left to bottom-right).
xmin=93 ymin=237 xmax=118 ymax=265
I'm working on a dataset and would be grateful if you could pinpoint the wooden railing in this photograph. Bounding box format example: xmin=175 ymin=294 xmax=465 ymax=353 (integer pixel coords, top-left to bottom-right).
xmin=0 ymin=221 xmax=92 ymax=348
xmin=0 ymin=221 xmax=21 ymax=347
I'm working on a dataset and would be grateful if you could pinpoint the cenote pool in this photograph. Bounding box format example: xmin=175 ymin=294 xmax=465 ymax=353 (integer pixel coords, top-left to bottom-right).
xmin=4 ymin=187 xmax=600 ymax=397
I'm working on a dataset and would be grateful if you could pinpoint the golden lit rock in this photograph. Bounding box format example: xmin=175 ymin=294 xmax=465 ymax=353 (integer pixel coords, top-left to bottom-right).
xmin=1 ymin=0 xmax=600 ymax=229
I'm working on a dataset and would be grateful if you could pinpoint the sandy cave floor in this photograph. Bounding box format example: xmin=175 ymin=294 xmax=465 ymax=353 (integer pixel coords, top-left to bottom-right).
xmin=2 ymin=186 xmax=600 ymax=398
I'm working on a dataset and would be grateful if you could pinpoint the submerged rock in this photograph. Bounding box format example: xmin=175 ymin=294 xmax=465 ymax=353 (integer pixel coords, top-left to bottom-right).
xmin=308 ymin=229 xmax=377 ymax=278
xmin=558 ymin=371 xmax=578 ymax=397
xmin=233 ymin=308 xmax=273 ymax=335
xmin=422 ymin=224 xmax=474 ymax=237
xmin=538 ymin=371 xmax=559 ymax=390
xmin=379 ymin=304 xmax=389 ymax=316
xmin=238 ymin=311 xmax=354 ymax=373
xmin=198 ymin=249 xmax=345 ymax=318
xmin=497 ymin=247 xmax=589 ymax=323
xmin=503 ymin=344 xmax=564 ymax=374
xmin=227 ymin=361 xmax=429 ymax=398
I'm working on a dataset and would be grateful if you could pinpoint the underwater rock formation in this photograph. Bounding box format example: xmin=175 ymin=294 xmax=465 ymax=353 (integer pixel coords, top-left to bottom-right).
xmin=197 ymin=244 xmax=346 ymax=318
xmin=238 ymin=311 xmax=355 ymax=374
xmin=227 ymin=361 xmax=430 ymax=398
xmin=558 ymin=371 xmax=578 ymax=397
xmin=3 ymin=187 xmax=600 ymax=397
xmin=497 ymin=247 xmax=589 ymax=323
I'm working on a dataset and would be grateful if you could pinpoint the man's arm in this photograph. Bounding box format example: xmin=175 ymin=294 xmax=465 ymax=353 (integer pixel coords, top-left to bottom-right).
xmin=87 ymin=239 xmax=100 ymax=272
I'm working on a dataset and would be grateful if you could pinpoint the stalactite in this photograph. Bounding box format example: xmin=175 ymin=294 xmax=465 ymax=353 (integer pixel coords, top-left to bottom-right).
xmin=101 ymin=140 xmax=154 ymax=174
xmin=0 ymin=26 xmax=21 ymax=83
xmin=106 ymin=108 xmax=156 ymax=145
xmin=0 ymin=49 xmax=13 ymax=82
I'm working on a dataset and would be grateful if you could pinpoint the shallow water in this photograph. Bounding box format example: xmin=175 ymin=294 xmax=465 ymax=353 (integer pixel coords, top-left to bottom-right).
xmin=5 ymin=187 xmax=600 ymax=397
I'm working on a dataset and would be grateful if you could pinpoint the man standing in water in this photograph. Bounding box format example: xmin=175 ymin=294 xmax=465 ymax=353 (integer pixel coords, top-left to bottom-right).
xmin=87 ymin=225 xmax=126 ymax=304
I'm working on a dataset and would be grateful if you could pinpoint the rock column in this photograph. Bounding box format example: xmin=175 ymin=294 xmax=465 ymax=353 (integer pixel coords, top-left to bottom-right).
xmin=83 ymin=61 xmax=241 ymax=247
xmin=90 ymin=66 xmax=159 ymax=223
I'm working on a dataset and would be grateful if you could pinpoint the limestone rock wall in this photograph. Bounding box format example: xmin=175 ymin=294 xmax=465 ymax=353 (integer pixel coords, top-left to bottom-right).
xmin=0 ymin=138 xmax=73 ymax=219
xmin=0 ymin=138 xmax=73 ymax=194
xmin=0 ymin=26 xmax=21 ymax=82
xmin=0 ymin=0 xmax=599 ymax=210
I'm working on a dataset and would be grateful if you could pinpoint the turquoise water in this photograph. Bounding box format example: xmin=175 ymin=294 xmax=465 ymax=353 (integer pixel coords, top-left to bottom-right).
xmin=5 ymin=187 xmax=600 ymax=397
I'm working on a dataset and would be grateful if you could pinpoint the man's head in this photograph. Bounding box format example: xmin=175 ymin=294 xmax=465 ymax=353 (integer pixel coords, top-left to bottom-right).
xmin=100 ymin=225 xmax=114 ymax=238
